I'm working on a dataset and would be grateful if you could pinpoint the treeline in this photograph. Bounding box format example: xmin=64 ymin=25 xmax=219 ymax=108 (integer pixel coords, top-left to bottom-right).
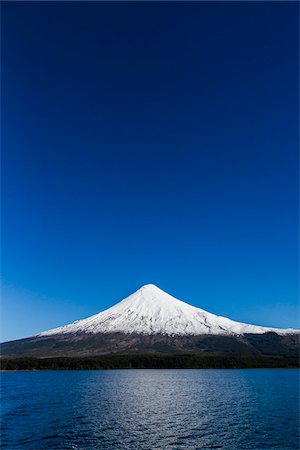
xmin=1 ymin=354 xmax=299 ymax=370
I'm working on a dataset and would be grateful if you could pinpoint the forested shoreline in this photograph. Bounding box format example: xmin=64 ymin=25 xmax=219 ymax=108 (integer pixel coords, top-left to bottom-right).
xmin=1 ymin=354 xmax=299 ymax=371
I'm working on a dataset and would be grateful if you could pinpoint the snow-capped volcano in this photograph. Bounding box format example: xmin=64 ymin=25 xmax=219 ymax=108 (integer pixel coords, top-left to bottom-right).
xmin=39 ymin=284 xmax=297 ymax=337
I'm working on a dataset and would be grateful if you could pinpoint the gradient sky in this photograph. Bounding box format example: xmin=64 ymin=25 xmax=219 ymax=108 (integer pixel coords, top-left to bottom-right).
xmin=1 ymin=1 xmax=299 ymax=342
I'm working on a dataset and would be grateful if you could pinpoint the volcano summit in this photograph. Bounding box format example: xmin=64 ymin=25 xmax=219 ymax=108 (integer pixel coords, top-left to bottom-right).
xmin=38 ymin=284 xmax=298 ymax=337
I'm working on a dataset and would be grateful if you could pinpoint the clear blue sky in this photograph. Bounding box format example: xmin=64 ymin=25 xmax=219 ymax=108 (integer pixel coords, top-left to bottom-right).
xmin=1 ymin=1 xmax=299 ymax=342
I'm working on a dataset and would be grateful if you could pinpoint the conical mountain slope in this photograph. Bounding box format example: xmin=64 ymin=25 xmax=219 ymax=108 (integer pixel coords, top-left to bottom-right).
xmin=38 ymin=284 xmax=297 ymax=337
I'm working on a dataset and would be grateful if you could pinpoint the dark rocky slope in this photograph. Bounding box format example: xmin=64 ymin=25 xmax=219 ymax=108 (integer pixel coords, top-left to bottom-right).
xmin=1 ymin=331 xmax=299 ymax=360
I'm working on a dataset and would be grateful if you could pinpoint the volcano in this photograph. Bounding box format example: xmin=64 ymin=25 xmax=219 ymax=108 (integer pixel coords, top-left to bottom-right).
xmin=1 ymin=284 xmax=299 ymax=358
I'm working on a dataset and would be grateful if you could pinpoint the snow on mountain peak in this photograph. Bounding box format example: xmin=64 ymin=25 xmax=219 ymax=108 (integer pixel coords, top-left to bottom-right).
xmin=140 ymin=284 xmax=159 ymax=290
xmin=135 ymin=284 xmax=171 ymax=300
xmin=38 ymin=284 xmax=299 ymax=337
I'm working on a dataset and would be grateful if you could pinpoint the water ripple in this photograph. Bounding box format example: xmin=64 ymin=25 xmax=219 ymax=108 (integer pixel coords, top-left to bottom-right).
xmin=1 ymin=369 xmax=299 ymax=449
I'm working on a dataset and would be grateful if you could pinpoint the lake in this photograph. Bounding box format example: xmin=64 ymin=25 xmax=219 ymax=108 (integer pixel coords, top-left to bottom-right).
xmin=1 ymin=369 xmax=299 ymax=449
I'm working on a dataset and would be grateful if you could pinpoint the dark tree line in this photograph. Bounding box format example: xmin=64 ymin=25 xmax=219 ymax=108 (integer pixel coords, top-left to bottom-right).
xmin=1 ymin=354 xmax=299 ymax=370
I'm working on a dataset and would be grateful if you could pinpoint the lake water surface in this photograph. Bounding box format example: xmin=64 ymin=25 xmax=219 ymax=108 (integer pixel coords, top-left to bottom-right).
xmin=1 ymin=369 xmax=299 ymax=449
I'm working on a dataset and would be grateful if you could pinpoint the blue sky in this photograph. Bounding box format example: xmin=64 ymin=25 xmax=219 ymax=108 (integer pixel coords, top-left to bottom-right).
xmin=1 ymin=1 xmax=299 ymax=342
